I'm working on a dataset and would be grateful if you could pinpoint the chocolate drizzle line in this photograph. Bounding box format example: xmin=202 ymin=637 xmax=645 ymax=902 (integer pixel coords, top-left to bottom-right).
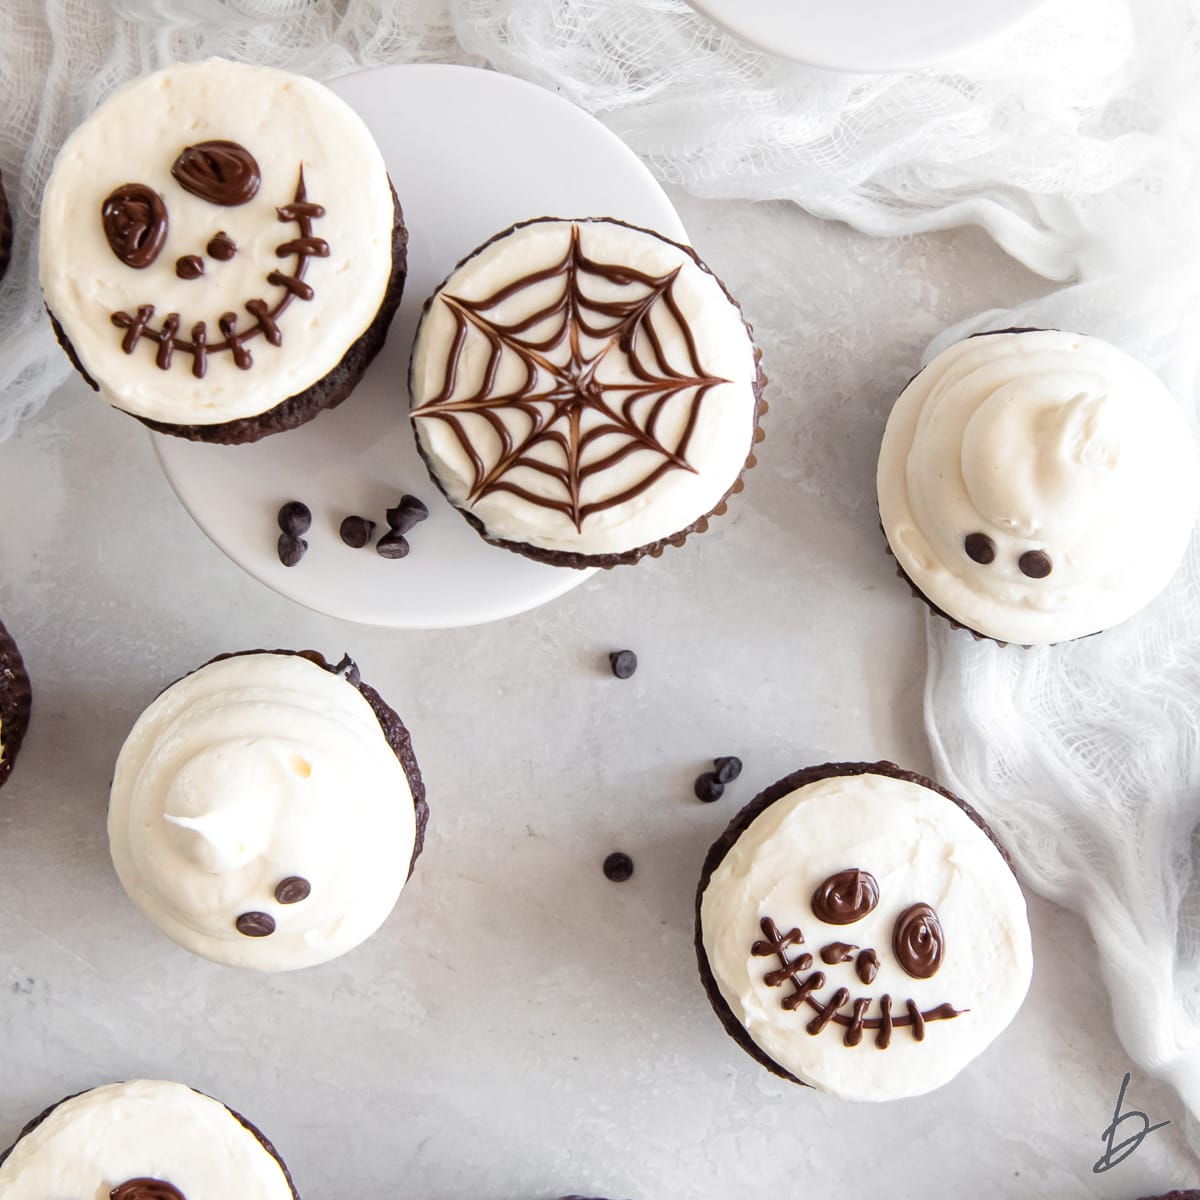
xmin=754 ymin=915 xmax=964 ymax=1049
xmin=412 ymin=222 xmax=729 ymax=532
xmin=111 ymin=1179 xmax=186 ymax=1200
xmin=111 ymin=166 xmax=327 ymax=377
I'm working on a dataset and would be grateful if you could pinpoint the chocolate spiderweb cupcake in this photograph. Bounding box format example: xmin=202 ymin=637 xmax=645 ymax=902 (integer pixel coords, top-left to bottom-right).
xmin=410 ymin=216 xmax=766 ymax=569
xmin=0 ymin=619 xmax=32 ymax=790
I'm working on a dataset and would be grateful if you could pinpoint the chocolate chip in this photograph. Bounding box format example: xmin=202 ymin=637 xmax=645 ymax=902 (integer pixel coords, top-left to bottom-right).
xmin=274 ymin=876 xmax=311 ymax=905
xmin=207 ymin=231 xmax=237 ymax=260
xmin=713 ymin=756 xmax=742 ymax=784
xmin=277 ymin=534 xmax=307 ymax=567
xmin=277 ymin=500 xmax=312 ymax=536
xmin=385 ymin=495 xmax=429 ymax=535
xmin=608 ymin=649 xmax=637 ymax=679
xmin=376 ymin=532 xmax=410 ymax=559
xmin=339 ymin=515 xmax=376 ymax=548
xmin=694 ymin=771 xmax=725 ymax=803
xmin=1019 ymin=549 xmax=1053 ymax=578
xmin=964 ymin=532 xmax=996 ymax=564
xmin=603 ymin=852 xmax=634 ymax=882
xmin=235 ymin=911 xmax=276 ymax=937
xmin=175 ymin=254 xmax=204 ymax=280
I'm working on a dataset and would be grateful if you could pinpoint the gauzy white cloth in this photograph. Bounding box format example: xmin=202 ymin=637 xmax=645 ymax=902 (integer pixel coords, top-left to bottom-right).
xmin=922 ymin=264 xmax=1200 ymax=1152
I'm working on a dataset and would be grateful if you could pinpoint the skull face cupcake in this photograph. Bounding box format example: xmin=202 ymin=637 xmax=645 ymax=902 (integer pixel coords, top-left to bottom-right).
xmin=410 ymin=217 xmax=765 ymax=568
xmin=0 ymin=1080 xmax=299 ymax=1200
xmin=695 ymin=761 xmax=1033 ymax=1101
xmin=877 ymin=329 xmax=1200 ymax=644
xmin=108 ymin=649 xmax=426 ymax=971
xmin=0 ymin=619 xmax=32 ymax=790
xmin=40 ymin=58 xmax=406 ymax=444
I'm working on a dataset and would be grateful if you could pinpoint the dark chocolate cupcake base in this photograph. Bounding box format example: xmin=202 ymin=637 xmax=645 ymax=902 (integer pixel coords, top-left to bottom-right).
xmin=0 ymin=169 xmax=11 ymax=284
xmin=0 ymin=619 xmax=32 ymax=790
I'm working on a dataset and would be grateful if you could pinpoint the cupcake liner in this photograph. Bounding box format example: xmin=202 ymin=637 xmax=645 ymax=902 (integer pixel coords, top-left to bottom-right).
xmin=0 ymin=619 xmax=32 ymax=791
xmin=409 ymin=215 xmax=768 ymax=570
xmin=693 ymin=760 xmax=1017 ymax=1088
xmin=50 ymin=183 xmax=408 ymax=447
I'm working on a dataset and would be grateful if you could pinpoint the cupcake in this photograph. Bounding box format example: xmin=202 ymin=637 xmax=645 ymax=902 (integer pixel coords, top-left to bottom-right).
xmin=409 ymin=217 xmax=766 ymax=568
xmin=40 ymin=58 xmax=407 ymax=444
xmin=1137 ymin=1193 xmax=1200 ymax=1199
xmin=108 ymin=649 xmax=426 ymax=970
xmin=0 ymin=619 xmax=32 ymax=790
xmin=0 ymin=1079 xmax=299 ymax=1199
xmin=0 ymin=168 xmax=11 ymax=283
xmin=877 ymin=328 xmax=1200 ymax=645
xmin=695 ymin=761 xmax=1033 ymax=1101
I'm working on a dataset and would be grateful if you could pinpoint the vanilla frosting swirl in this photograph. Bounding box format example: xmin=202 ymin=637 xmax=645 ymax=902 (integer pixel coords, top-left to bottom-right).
xmin=108 ymin=652 xmax=417 ymax=971
xmin=877 ymin=330 xmax=1200 ymax=644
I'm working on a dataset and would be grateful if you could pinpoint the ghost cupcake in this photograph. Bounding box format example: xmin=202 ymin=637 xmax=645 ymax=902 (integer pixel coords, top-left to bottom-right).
xmin=410 ymin=217 xmax=766 ymax=568
xmin=695 ymin=760 xmax=1033 ymax=1101
xmin=0 ymin=619 xmax=32 ymax=790
xmin=0 ymin=1080 xmax=299 ymax=1199
xmin=108 ymin=649 xmax=426 ymax=971
xmin=877 ymin=328 xmax=1200 ymax=645
xmin=40 ymin=58 xmax=406 ymax=444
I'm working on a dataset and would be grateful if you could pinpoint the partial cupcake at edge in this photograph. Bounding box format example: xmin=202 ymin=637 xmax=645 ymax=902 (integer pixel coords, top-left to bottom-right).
xmin=409 ymin=216 xmax=766 ymax=568
xmin=0 ymin=619 xmax=31 ymax=791
xmin=0 ymin=1079 xmax=299 ymax=1200
xmin=695 ymin=760 xmax=1033 ymax=1101
xmin=39 ymin=57 xmax=407 ymax=444
xmin=877 ymin=328 xmax=1200 ymax=645
xmin=107 ymin=649 xmax=426 ymax=971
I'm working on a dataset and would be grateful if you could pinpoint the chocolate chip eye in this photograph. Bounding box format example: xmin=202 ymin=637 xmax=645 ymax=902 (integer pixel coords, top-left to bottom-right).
xmin=964 ymin=532 xmax=996 ymax=564
xmin=235 ymin=910 xmax=276 ymax=938
xmin=893 ymin=902 xmax=945 ymax=978
xmin=811 ymin=868 xmax=880 ymax=925
xmin=101 ymin=183 xmax=168 ymax=269
xmin=1018 ymin=549 xmax=1053 ymax=578
xmin=275 ymin=876 xmax=311 ymax=904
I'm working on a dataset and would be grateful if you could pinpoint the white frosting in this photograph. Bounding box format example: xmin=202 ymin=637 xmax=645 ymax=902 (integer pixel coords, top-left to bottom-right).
xmin=0 ymin=1080 xmax=294 ymax=1200
xmin=108 ymin=652 xmax=417 ymax=971
xmin=40 ymin=58 xmax=395 ymax=426
xmin=410 ymin=219 xmax=760 ymax=558
xmin=699 ymin=770 xmax=1033 ymax=1101
xmin=877 ymin=330 xmax=1200 ymax=644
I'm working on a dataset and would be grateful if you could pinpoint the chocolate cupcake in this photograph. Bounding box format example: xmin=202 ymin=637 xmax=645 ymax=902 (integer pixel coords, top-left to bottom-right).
xmin=1137 ymin=1193 xmax=1200 ymax=1199
xmin=0 ymin=1079 xmax=299 ymax=1199
xmin=0 ymin=619 xmax=31 ymax=790
xmin=108 ymin=649 xmax=426 ymax=971
xmin=695 ymin=761 xmax=1033 ymax=1101
xmin=409 ymin=217 xmax=766 ymax=568
xmin=0 ymin=168 xmax=12 ymax=284
xmin=877 ymin=328 xmax=1200 ymax=645
xmin=40 ymin=58 xmax=406 ymax=444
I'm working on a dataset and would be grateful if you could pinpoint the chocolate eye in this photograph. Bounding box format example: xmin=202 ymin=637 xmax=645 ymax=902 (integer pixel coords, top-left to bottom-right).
xmin=275 ymin=876 xmax=311 ymax=904
xmin=811 ymin=868 xmax=880 ymax=925
xmin=101 ymin=183 xmax=167 ymax=268
xmin=235 ymin=911 xmax=275 ymax=938
xmin=1018 ymin=549 xmax=1053 ymax=578
xmin=172 ymin=140 xmax=261 ymax=206
xmin=964 ymin=532 xmax=996 ymax=564
xmin=111 ymin=1179 xmax=186 ymax=1200
xmin=893 ymin=902 xmax=945 ymax=978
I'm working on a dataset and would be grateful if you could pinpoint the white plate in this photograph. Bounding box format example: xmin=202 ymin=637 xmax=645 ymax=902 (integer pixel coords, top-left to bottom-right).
xmin=154 ymin=63 xmax=687 ymax=629
xmin=686 ymin=0 xmax=1050 ymax=72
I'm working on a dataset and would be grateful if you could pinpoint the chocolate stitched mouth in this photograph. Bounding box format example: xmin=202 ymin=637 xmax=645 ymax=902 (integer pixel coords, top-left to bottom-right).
xmin=110 ymin=166 xmax=328 ymax=378
xmin=753 ymin=916 xmax=964 ymax=1049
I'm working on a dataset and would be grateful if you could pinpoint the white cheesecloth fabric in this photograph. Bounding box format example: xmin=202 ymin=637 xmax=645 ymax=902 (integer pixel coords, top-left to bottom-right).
xmin=3 ymin=0 xmax=1200 ymax=1150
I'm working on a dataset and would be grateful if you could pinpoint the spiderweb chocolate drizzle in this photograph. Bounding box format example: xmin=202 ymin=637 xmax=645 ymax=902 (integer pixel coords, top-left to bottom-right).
xmin=110 ymin=167 xmax=327 ymax=377
xmin=752 ymin=916 xmax=964 ymax=1049
xmin=412 ymin=223 xmax=730 ymax=532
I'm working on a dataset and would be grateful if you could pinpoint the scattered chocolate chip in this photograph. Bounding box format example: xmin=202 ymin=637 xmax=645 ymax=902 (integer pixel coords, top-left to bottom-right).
xmin=603 ymin=852 xmax=634 ymax=882
xmin=277 ymin=534 xmax=307 ymax=567
xmin=274 ymin=876 xmax=311 ymax=905
xmin=694 ymin=771 xmax=725 ymax=803
xmin=235 ymin=911 xmax=276 ymax=937
xmin=608 ymin=649 xmax=637 ymax=679
xmin=175 ymin=254 xmax=204 ymax=280
xmin=333 ymin=653 xmax=361 ymax=686
xmin=964 ymin=531 xmax=996 ymax=564
xmin=385 ymin=495 xmax=429 ymax=535
xmin=277 ymin=500 xmax=312 ymax=536
xmin=339 ymin=514 xmax=376 ymax=548
xmin=376 ymin=532 xmax=410 ymax=559
xmin=713 ymin=756 xmax=742 ymax=784
xmin=207 ymin=230 xmax=237 ymax=260
xmin=1018 ymin=549 xmax=1053 ymax=579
